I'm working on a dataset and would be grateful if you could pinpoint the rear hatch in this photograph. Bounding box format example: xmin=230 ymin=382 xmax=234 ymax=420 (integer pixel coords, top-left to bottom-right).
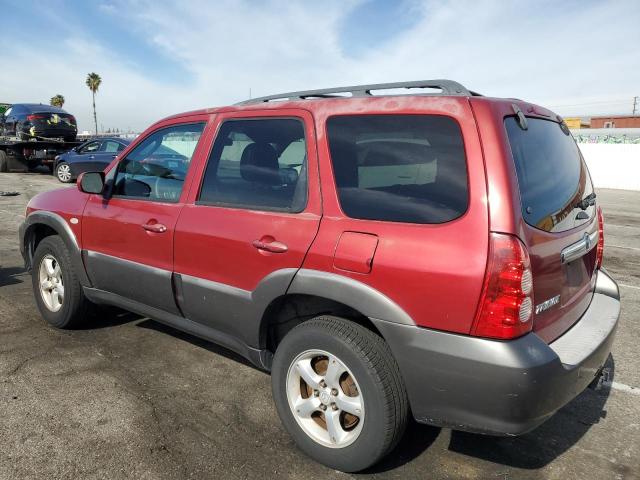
xmin=504 ymin=115 xmax=598 ymax=343
xmin=27 ymin=111 xmax=76 ymax=136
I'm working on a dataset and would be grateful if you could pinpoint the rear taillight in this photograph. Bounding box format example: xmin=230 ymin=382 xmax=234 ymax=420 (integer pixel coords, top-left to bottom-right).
xmin=69 ymin=115 xmax=76 ymax=125
xmin=596 ymin=206 xmax=604 ymax=269
xmin=472 ymin=233 xmax=533 ymax=340
xmin=26 ymin=114 xmax=46 ymax=121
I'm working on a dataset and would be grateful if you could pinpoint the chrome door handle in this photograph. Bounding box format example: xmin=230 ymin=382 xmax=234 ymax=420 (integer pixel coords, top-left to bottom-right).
xmin=252 ymin=239 xmax=288 ymax=253
xmin=142 ymin=223 xmax=167 ymax=233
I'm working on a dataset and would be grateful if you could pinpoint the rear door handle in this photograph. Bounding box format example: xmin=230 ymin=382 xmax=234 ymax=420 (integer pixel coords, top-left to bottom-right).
xmin=142 ymin=222 xmax=167 ymax=233
xmin=252 ymin=239 xmax=288 ymax=253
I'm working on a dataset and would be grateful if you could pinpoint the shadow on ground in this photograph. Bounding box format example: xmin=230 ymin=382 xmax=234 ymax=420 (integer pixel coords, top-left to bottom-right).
xmin=0 ymin=265 xmax=26 ymax=287
xmin=70 ymin=303 xmax=618 ymax=474
xmin=136 ymin=318 xmax=260 ymax=370
xmin=447 ymin=355 xmax=615 ymax=469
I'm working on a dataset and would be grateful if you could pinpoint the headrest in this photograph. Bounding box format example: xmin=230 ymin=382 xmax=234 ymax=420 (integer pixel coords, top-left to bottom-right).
xmin=240 ymin=143 xmax=280 ymax=185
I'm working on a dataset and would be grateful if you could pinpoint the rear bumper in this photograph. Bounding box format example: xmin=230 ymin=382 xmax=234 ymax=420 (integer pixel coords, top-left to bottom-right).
xmin=21 ymin=125 xmax=76 ymax=138
xmin=371 ymin=268 xmax=620 ymax=435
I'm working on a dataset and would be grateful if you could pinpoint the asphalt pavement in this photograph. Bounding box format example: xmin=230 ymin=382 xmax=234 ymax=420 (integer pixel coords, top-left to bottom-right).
xmin=1 ymin=172 xmax=638 ymax=479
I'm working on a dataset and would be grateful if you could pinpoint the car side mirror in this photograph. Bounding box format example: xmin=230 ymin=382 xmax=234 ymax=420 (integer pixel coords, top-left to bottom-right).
xmin=78 ymin=172 xmax=105 ymax=194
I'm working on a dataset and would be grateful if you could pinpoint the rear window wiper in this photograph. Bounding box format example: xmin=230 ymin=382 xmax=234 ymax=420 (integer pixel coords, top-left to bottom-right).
xmin=575 ymin=192 xmax=596 ymax=210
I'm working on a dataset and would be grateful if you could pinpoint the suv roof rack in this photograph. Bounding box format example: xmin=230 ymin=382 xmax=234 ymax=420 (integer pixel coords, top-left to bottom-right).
xmin=236 ymin=79 xmax=480 ymax=105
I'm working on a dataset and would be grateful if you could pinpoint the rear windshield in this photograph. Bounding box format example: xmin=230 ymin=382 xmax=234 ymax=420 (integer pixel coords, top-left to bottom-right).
xmin=505 ymin=117 xmax=594 ymax=233
xmin=326 ymin=115 xmax=468 ymax=224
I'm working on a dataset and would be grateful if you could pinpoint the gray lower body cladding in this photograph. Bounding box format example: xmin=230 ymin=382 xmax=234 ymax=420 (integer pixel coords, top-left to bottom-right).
xmin=371 ymin=268 xmax=620 ymax=435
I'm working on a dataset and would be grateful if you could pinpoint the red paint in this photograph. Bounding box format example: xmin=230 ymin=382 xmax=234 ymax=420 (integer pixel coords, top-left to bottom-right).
xmin=333 ymin=232 xmax=379 ymax=274
xmin=174 ymin=109 xmax=322 ymax=292
xmin=303 ymin=97 xmax=489 ymax=334
xmin=470 ymin=98 xmax=597 ymax=342
xmin=25 ymin=93 xmax=600 ymax=343
xmin=82 ymin=113 xmax=211 ymax=273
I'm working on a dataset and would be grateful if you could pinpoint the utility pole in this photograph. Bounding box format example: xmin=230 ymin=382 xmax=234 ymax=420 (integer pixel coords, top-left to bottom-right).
xmin=633 ymin=96 xmax=638 ymax=116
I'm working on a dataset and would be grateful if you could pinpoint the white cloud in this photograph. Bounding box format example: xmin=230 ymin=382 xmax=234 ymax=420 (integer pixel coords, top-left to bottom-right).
xmin=1 ymin=0 xmax=639 ymax=132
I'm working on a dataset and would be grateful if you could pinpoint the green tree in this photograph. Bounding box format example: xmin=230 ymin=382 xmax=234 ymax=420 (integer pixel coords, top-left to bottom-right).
xmin=85 ymin=72 xmax=102 ymax=135
xmin=50 ymin=94 xmax=65 ymax=108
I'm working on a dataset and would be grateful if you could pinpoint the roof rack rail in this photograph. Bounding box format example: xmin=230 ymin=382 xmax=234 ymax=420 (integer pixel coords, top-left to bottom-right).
xmin=236 ymin=79 xmax=478 ymax=105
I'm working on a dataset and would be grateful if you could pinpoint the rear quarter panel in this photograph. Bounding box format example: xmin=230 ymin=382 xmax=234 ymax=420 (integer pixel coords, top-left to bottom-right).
xmin=304 ymin=96 xmax=489 ymax=334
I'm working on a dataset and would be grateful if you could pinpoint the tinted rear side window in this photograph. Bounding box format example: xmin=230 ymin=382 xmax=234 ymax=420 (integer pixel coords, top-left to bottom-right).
xmin=505 ymin=117 xmax=594 ymax=233
xmin=326 ymin=115 xmax=468 ymax=224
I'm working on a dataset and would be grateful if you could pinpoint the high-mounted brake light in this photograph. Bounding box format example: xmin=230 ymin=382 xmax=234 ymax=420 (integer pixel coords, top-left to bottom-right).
xmin=472 ymin=233 xmax=534 ymax=340
xmin=596 ymin=206 xmax=604 ymax=269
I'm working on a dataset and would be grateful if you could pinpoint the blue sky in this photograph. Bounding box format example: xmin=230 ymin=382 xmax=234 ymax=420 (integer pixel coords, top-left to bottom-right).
xmin=1 ymin=0 xmax=639 ymax=131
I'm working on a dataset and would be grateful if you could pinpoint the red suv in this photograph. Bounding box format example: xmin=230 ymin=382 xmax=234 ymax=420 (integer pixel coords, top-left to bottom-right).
xmin=19 ymin=80 xmax=620 ymax=472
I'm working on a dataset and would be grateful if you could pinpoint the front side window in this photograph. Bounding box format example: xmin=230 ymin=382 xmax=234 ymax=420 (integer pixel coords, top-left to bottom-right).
xmin=326 ymin=115 xmax=468 ymax=224
xmin=198 ymin=118 xmax=307 ymax=212
xmin=112 ymin=123 xmax=205 ymax=202
xmin=80 ymin=141 xmax=100 ymax=154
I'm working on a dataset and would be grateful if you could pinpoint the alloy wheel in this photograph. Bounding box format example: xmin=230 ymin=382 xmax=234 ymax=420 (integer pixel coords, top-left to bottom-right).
xmin=38 ymin=254 xmax=64 ymax=312
xmin=286 ymin=349 xmax=365 ymax=448
xmin=57 ymin=163 xmax=72 ymax=182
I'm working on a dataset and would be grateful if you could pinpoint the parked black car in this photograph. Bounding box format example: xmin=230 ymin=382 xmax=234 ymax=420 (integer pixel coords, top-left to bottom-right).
xmin=54 ymin=137 xmax=130 ymax=183
xmin=0 ymin=104 xmax=77 ymax=142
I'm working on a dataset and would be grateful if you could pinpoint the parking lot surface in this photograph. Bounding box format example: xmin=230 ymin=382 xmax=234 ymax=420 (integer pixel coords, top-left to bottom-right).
xmin=1 ymin=172 xmax=639 ymax=480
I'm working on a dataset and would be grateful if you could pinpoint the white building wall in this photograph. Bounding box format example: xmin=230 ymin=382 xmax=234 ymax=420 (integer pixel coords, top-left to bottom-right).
xmin=579 ymin=144 xmax=640 ymax=191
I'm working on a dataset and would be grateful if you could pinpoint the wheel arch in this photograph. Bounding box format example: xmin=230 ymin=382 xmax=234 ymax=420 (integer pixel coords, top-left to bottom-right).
xmin=21 ymin=211 xmax=91 ymax=286
xmin=259 ymin=269 xmax=416 ymax=354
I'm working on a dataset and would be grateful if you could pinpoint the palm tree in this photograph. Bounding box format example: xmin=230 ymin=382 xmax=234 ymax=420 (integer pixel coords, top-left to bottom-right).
xmin=85 ymin=72 xmax=102 ymax=135
xmin=50 ymin=94 xmax=65 ymax=108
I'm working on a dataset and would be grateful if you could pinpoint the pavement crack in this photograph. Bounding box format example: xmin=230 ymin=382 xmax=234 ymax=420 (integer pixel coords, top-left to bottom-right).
xmin=5 ymin=344 xmax=57 ymax=377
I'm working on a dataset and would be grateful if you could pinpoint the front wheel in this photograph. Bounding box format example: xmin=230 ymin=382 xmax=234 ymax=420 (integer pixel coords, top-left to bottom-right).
xmin=271 ymin=316 xmax=409 ymax=472
xmin=32 ymin=235 xmax=94 ymax=328
xmin=55 ymin=162 xmax=73 ymax=183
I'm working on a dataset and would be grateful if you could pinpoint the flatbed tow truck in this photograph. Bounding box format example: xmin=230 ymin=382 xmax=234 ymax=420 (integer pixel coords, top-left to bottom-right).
xmin=0 ymin=134 xmax=81 ymax=173
xmin=0 ymin=102 xmax=81 ymax=173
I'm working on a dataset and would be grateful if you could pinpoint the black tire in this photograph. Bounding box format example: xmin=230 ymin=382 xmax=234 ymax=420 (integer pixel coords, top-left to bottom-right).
xmin=271 ymin=316 xmax=409 ymax=472
xmin=0 ymin=150 xmax=7 ymax=172
xmin=55 ymin=161 xmax=73 ymax=183
xmin=32 ymin=235 xmax=94 ymax=328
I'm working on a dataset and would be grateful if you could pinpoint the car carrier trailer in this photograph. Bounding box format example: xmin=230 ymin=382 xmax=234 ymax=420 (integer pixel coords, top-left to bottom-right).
xmin=0 ymin=135 xmax=81 ymax=173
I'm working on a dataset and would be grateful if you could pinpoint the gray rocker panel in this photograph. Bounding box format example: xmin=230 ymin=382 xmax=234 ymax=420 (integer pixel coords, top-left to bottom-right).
xmin=83 ymin=250 xmax=181 ymax=315
xmin=177 ymin=268 xmax=298 ymax=348
xmin=83 ymin=287 xmax=270 ymax=369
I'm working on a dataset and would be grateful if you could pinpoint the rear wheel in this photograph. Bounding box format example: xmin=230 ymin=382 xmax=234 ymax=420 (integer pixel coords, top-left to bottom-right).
xmin=32 ymin=236 xmax=94 ymax=328
xmin=56 ymin=162 xmax=73 ymax=183
xmin=272 ymin=316 xmax=408 ymax=472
